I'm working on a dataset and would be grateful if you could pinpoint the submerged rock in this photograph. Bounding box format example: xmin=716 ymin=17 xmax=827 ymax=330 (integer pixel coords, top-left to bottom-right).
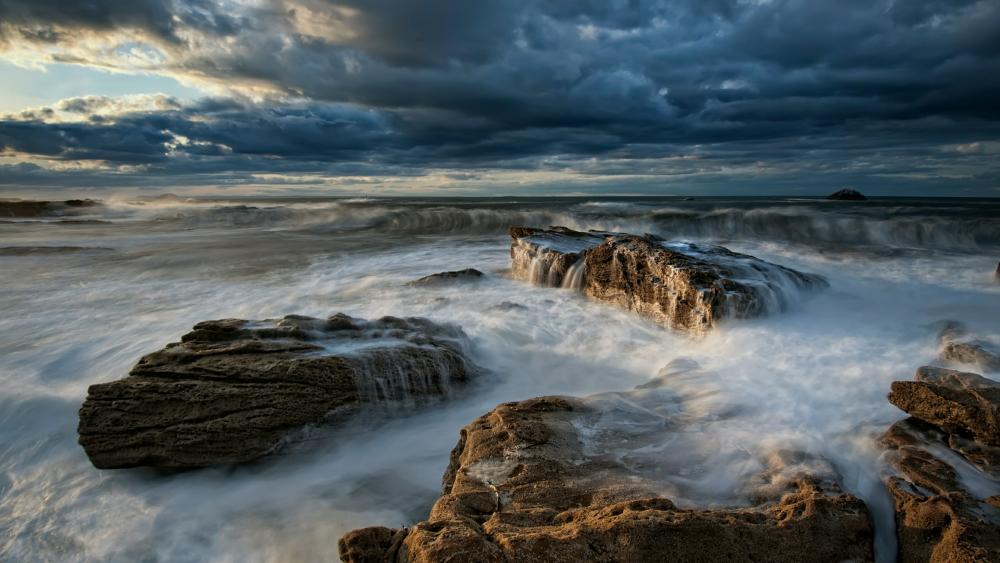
xmin=937 ymin=321 xmax=1000 ymax=373
xmin=408 ymin=268 xmax=484 ymax=286
xmin=78 ymin=314 xmax=478 ymax=469
xmin=509 ymin=226 xmax=826 ymax=333
xmin=0 ymin=246 xmax=114 ymax=256
xmin=888 ymin=366 xmax=1000 ymax=447
xmin=341 ymin=395 xmax=874 ymax=562
xmin=826 ymin=189 xmax=868 ymax=201
xmin=941 ymin=341 xmax=1000 ymax=373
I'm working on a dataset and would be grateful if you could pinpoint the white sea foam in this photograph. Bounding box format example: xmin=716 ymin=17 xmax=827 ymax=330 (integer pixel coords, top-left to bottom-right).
xmin=0 ymin=197 xmax=997 ymax=562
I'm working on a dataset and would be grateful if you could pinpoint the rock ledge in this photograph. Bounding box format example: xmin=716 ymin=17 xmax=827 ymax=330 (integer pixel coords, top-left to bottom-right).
xmin=78 ymin=313 xmax=477 ymax=469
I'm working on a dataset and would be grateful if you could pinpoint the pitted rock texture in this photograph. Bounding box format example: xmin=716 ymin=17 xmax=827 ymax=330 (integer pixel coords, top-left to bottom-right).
xmin=888 ymin=366 xmax=1000 ymax=447
xmin=880 ymin=418 xmax=1000 ymax=563
xmin=509 ymin=226 xmax=826 ymax=333
xmin=341 ymin=396 xmax=874 ymax=563
xmin=78 ymin=313 xmax=476 ymax=469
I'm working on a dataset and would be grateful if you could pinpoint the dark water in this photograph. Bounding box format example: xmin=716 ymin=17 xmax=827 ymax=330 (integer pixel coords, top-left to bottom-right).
xmin=0 ymin=196 xmax=997 ymax=562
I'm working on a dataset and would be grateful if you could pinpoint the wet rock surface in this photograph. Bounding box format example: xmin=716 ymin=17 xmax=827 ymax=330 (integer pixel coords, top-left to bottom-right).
xmin=341 ymin=392 xmax=874 ymax=562
xmin=889 ymin=366 xmax=1000 ymax=447
xmin=881 ymin=418 xmax=1000 ymax=563
xmin=941 ymin=342 xmax=1000 ymax=374
xmin=408 ymin=268 xmax=484 ymax=286
xmin=78 ymin=314 xmax=477 ymax=469
xmin=883 ymin=356 xmax=1000 ymax=562
xmin=937 ymin=321 xmax=1000 ymax=373
xmin=510 ymin=226 xmax=826 ymax=332
xmin=826 ymin=189 xmax=868 ymax=201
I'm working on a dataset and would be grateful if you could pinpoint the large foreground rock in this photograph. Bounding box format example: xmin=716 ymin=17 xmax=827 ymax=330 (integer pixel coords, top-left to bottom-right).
xmin=509 ymin=226 xmax=826 ymax=332
xmin=888 ymin=366 xmax=1000 ymax=447
xmin=78 ymin=314 xmax=477 ymax=469
xmin=341 ymin=394 xmax=874 ymax=562
xmin=883 ymin=363 xmax=1000 ymax=562
xmin=881 ymin=419 xmax=1000 ymax=562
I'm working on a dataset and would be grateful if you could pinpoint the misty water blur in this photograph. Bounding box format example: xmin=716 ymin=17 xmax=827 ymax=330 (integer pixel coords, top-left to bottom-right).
xmin=0 ymin=196 xmax=998 ymax=562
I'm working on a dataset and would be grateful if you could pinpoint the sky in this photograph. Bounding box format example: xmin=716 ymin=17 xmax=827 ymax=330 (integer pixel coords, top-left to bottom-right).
xmin=0 ymin=0 xmax=998 ymax=197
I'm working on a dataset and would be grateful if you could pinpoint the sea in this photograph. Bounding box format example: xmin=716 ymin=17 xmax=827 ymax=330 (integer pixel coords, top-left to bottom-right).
xmin=1 ymin=196 xmax=998 ymax=562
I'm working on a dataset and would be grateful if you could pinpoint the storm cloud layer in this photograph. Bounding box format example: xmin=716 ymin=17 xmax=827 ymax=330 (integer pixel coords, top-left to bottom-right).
xmin=1 ymin=0 xmax=999 ymax=194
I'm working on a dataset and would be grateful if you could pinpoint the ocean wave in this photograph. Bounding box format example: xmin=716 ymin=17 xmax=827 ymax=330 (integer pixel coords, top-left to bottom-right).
xmin=26 ymin=198 xmax=997 ymax=250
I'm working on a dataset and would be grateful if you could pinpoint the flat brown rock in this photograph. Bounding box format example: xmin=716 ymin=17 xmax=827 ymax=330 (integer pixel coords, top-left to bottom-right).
xmin=341 ymin=396 xmax=873 ymax=562
xmin=509 ymin=226 xmax=826 ymax=333
xmin=888 ymin=366 xmax=1000 ymax=447
xmin=78 ymin=314 xmax=477 ymax=469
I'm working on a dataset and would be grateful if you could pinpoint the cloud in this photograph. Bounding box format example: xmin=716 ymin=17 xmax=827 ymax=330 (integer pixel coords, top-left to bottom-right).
xmin=0 ymin=0 xmax=998 ymax=194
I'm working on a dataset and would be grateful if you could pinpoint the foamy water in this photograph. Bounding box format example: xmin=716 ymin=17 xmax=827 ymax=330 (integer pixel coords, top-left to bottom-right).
xmin=0 ymin=196 xmax=997 ymax=562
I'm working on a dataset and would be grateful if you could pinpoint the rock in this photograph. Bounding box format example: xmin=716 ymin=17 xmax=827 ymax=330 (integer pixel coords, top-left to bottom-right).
xmin=888 ymin=366 xmax=1000 ymax=447
xmin=509 ymin=226 xmax=827 ymax=333
xmin=408 ymin=268 xmax=484 ymax=286
xmin=825 ymin=189 xmax=868 ymax=201
xmin=341 ymin=395 xmax=874 ymax=562
xmin=78 ymin=314 xmax=478 ymax=469
xmin=936 ymin=320 xmax=969 ymax=345
xmin=339 ymin=527 xmax=408 ymax=563
xmin=0 ymin=246 xmax=114 ymax=256
xmin=941 ymin=342 xmax=1000 ymax=373
xmin=491 ymin=301 xmax=527 ymax=312
xmin=880 ymin=418 xmax=1000 ymax=563
xmin=0 ymin=199 xmax=99 ymax=218
xmin=936 ymin=322 xmax=1000 ymax=373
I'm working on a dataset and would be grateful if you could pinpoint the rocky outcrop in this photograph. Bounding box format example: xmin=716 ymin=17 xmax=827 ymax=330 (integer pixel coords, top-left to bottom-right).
xmin=408 ymin=268 xmax=484 ymax=286
xmin=888 ymin=366 xmax=1000 ymax=447
xmin=78 ymin=314 xmax=478 ymax=469
xmin=0 ymin=199 xmax=99 ymax=218
xmin=826 ymin=189 xmax=868 ymax=201
xmin=936 ymin=322 xmax=1000 ymax=373
xmin=880 ymin=418 xmax=1000 ymax=563
xmin=883 ymin=362 xmax=1000 ymax=562
xmin=941 ymin=342 xmax=1000 ymax=374
xmin=341 ymin=394 xmax=874 ymax=562
xmin=509 ymin=226 xmax=826 ymax=332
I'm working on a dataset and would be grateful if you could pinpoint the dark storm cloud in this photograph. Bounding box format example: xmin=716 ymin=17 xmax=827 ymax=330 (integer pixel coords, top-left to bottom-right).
xmin=1 ymin=0 xmax=999 ymax=194
xmin=0 ymin=98 xmax=393 ymax=162
xmin=0 ymin=0 xmax=244 ymax=45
